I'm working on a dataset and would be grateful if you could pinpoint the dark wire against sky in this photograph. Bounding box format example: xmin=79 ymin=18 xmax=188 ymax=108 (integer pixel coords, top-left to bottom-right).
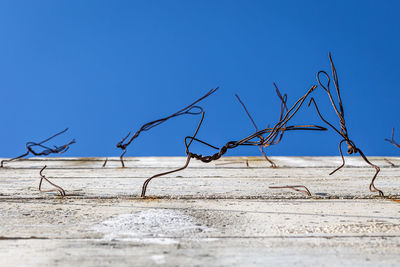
xmin=0 ymin=0 xmax=399 ymax=157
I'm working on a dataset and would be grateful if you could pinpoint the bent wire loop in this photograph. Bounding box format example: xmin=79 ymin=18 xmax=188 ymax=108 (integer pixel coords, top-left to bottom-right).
xmin=308 ymin=52 xmax=383 ymax=196
xmin=1 ymin=128 xmax=75 ymax=167
xmin=141 ymin=85 xmax=328 ymax=197
xmin=116 ymin=87 xmax=219 ymax=167
xmin=385 ymin=128 xmax=400 ymax=148
xmin=235 ymin=82 xmax=288 ymax=167
xmin=39 ymin=165 xmax=66 ymax=196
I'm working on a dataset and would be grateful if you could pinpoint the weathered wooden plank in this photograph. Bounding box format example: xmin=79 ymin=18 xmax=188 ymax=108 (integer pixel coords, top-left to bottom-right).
xmin=0 ymin=157 xmax=399 ymax=266
xmin=2 ymin=198 xmax=399 ymax=238
xmin=0 ymin=198 xmax=399 ymax=266
xmin=0 ymin=157 xmax=398 ymax=199
xmin=1 ymin=237 xmax=400 ymax=266
xmin=0 ymin=176 xmax=398 ymax=199
xmin=1 ymin=156 xmax=399 ymax=169
xmin=1 ymin=166 xmax=399 ymax=179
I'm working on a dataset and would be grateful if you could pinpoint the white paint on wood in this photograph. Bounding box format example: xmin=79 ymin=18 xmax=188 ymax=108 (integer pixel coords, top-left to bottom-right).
xmin=92 ymin=209 xmax=214 ymax=244
xmin=0 ymin=157 xmax=399 ymax=266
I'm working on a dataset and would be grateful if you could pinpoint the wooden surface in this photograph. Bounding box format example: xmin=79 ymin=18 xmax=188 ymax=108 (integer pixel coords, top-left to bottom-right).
xmin=0 ymin=156 xmax=399 ymax=266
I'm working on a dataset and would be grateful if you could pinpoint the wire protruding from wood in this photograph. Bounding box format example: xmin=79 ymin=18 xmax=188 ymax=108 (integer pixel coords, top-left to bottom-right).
xmin=1 ymin=128 xmax=75 ymax=168
xmin=141 ymin=85 xmax=327 ymax=197
xmin=308 ymin=52 xmax=383 ymax=196
xmin=269 ymin=185 xmax=312 ymax=196
xmin=235 ymin=83 xmax=288 ymax=168
xmin=102 ymin=158 xmax=108 ymax=167
xmin=39 ymin=165 xmax=66 ymax=196
xmin=116 ymin=87 xmax=219 ymax=168
xmin=141 ymin=111 xmax=206 ymax=197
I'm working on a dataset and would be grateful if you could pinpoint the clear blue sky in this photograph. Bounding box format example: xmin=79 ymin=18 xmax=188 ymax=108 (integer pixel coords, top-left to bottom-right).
xmin=0 ymin=0 xmax=399 ymax=157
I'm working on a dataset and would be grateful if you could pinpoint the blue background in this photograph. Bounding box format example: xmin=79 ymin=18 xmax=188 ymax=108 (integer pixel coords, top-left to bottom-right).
xmin=0 ymin=0 xmax=398 ymax=157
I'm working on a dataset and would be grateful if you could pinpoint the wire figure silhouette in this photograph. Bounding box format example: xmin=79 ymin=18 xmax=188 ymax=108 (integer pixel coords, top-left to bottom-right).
xmin=308 ymin=52 xmax=383 ymax=196
xmin=115 ymin=88 xmax=219 ymax=167
xmin=1 ymin=128 xmax=75 ymax=167
xmin=141 ymin=85 xmax=327 ymax=197
xmin=235 ymin=82 xmax=288 ymax=167
xmin=39 ymin=165 xmax=65 ymax=196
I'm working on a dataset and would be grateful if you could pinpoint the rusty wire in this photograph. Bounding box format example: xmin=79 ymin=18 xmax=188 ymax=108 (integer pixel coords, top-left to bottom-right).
xmin=115 ymin=87 xmax=219 ymax=168
xmin=385 ymin=128 xmax=400 ymax=148
xmin=141 ymin=111 xmax=206 ymax=197
xmin=141 ymin=85 xmax=327 ymax=197
xmin=269 ymin=185 xmax=311 ymax=196
xmin=384 ymin=158 xmax=396 ymax=167
xmin=102 ymin=158 xmax=108 ymax=167
xmin=1 ymin=128 xmax=75 ymax=168
xmin=235 ymin=82 xmax=288 ymax=167
xmin=308 ymin=52 xmax=383 ymax=196
xmin=39 ymin=165 xmax=65 ymax=196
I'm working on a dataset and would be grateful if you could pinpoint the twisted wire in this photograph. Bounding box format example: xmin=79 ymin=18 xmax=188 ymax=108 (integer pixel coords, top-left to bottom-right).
xmin=116 ymin=87 xmax=219 ymax=167
xmin=1 ymin=128 xmax=75 ymax=167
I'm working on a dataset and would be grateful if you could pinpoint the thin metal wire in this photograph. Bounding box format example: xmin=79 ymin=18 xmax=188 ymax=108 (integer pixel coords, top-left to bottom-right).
xmin=141 ymin=111 xmax=206 ymax=197
xmin=308 ymin=52 xmax=383 ymax=196
xmin=384 ymin=158 xmax=396 ymax=167
xmin=141 ymin=85 xmax=327 ymax=197
xmin=235 ymin=94 xmax=276 ymax=167
xmin=116 ymin=87 xmax=219 ymax=167
xmin=235 ymin=83 xmax=288 ymax=168
xmin=385 ymin=128 xmax=400 ymax=148
xmin=39 ymin=165 xmax=65 ymax=196
xmin=1 ymin=128 xmax=75 ymax=167
xmin=269 ymin=185 xmax=311 ymax=196
xmin=185 ymin=85 xmax=324 ymax=164
xmin=102 ymin=158 xmax=108 ymax=167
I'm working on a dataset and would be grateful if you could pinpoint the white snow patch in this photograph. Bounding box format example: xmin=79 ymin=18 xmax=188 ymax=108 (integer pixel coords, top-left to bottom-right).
xmin=92 ymin=209 xmax=214 ymax=244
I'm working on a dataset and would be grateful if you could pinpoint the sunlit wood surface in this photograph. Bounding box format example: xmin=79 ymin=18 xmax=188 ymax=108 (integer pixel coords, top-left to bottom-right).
xmin=0 ymin=157 xmax=399 ymax=266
